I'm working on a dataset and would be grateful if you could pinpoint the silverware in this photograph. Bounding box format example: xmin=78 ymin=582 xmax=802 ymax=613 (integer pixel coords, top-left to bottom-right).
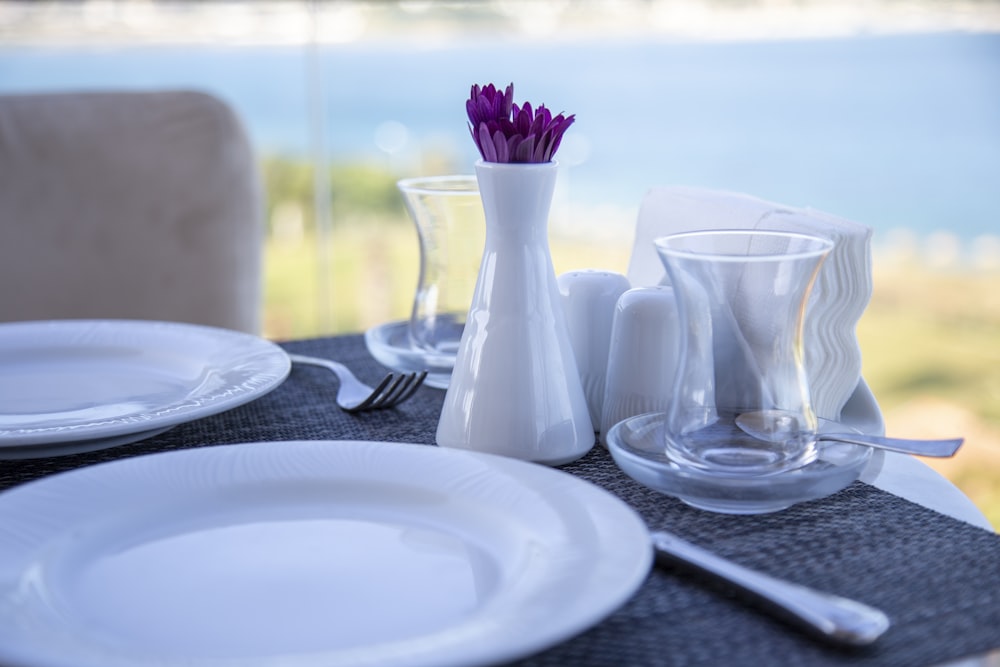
xmin=289 ymin=354 xmax=426 ymax=413
xmin=735 ymin=410 xmax=964 ymax=457
xmin=651 ymin=530 xmax=890 ymax=646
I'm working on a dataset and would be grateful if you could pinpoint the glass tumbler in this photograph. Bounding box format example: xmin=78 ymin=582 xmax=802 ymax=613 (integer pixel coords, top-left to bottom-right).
xmin=654 ymin=229 xmax=835 ymax=475
xmin=397 ymin=175 xmax=485 ymax=356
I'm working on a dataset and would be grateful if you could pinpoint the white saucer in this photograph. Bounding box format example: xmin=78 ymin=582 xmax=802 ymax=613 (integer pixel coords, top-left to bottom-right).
xmin=606 ymin=412 xmax=876 ymax=515
xmin=364 ymin=320 xmax=455 ymax=389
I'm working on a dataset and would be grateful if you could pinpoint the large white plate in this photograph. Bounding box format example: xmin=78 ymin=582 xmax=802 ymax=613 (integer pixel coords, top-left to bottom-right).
xmin=0 ymin=440 xmax=652 ymax=667
xmin=0 ymin=319 xmax=290 ymax=457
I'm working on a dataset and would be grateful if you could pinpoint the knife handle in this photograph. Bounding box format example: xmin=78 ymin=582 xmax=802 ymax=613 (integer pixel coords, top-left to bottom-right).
xmin=651 ymin=530 xmax=890 ymax=646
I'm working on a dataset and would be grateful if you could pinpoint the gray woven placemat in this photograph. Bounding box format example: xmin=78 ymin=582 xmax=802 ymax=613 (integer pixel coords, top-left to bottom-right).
xmin=2 ymin=334 xmax=999 ymax=666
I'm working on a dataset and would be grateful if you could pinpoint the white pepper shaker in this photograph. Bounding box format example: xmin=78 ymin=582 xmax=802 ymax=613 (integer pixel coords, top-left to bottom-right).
xmin=600 ymin=286 xmax=682 ymax=445
xmin=558 ymin=270 xmax=631 ymax=431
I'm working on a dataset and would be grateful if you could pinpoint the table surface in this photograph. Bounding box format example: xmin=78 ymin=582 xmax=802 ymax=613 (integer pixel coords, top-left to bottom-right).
xmin=862 ymin=452 xmax=992 ymax=531
xmin=1 ymin=333 xmax=998 ymax=667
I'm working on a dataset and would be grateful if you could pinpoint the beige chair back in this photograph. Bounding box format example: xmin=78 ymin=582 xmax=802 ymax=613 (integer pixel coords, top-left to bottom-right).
xmin=0 ymin=90 xmax=263 ymax=333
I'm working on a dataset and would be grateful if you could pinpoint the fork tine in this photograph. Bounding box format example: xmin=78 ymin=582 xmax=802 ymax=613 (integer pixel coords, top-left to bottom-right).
xmin=352 ymin=371 xmax=426 ymax=412
xmin=372 ymin=374 xmax=409 ymax=407
xmin=344 ymin=373 xmax=396 ymax=413
xmin=379 ymin=373 xmax=421 ymax=407
xmin=392 ymin=372 xmax=427 ymax=405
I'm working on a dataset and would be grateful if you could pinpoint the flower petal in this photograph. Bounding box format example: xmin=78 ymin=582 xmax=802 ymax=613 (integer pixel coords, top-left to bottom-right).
xmin=479 ymin=123 xmax=498 ymax=162
xmin=514 ymin=135 xmax=536 ymax=163
xmin=467 ymin=82 xmax=572 ymax=162
xmin=517 ymin=102 xmax=533 ymax=136
xmin=547 ymin=114 xmax=575 ymax=158
xmin=502 ymin=83 xmax=514 ymax=117
xmin=468 ymin=122 xmax=483 ymax=158
xmin=495 ymin=129 xmax=512 ymax=163
xmin=528 ymin=110 xmax=548 ymax=140
xmin=532 ymin=131 xmax=550 ymax=163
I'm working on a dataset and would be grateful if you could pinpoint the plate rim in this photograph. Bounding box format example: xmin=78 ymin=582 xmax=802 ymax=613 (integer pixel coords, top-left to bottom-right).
xmin=0 ymin=439 xmax=653 ymax=667
xmin=0 ymin=319 xmax=290 ymax=448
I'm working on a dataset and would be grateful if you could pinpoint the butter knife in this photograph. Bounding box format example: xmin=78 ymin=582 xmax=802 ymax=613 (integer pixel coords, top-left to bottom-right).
xmin=651 ymin=530 xmax=891 ymax=646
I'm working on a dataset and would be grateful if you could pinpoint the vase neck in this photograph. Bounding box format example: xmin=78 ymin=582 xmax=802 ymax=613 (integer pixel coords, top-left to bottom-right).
xmin=475 ymin=161 xmax=558 ymax=242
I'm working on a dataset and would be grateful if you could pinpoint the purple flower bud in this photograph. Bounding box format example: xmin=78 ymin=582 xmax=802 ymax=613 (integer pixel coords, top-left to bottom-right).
xmin=466 ymin=83 xmax=575 ymax=164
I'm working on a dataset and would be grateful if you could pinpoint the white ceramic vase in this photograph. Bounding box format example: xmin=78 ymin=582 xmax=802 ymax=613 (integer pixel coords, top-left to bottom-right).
xmin=435 ymin=160 xmax=594 ymax=465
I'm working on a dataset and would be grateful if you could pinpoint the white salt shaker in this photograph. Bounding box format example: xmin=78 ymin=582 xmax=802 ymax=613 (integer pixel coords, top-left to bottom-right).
xmin=558 ymin=270 xmax=631 ymax=431
xmin=600 ymin=286 xmax=681 ymax=445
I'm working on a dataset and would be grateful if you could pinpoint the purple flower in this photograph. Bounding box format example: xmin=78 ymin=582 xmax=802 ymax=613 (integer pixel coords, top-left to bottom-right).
xmin=467 ymin=83 xmax=575 ymax=164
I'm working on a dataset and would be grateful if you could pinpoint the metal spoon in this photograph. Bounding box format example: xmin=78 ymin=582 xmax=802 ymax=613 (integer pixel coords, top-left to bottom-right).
xmin=734 ymin=410 xmax=963 ymax=458
xmin=652 ymin=530 xmax=891 ymax=646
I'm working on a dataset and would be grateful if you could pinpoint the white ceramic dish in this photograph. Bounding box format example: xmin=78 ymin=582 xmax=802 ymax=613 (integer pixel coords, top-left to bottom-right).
xmin=0 ymin=439 xmax=652 ymax=667
xmin=365 ymin=320 xmax=455 ymax=389
xmin=607 ymin=412 xmax=878 ymax=515
xmin=0 ymin=319 xmax=290 ymax=457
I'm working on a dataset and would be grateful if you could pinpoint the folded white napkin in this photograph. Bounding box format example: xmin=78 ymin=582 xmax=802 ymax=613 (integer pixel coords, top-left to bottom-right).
xmin=626 ymin=185 xmax=876 ymax=426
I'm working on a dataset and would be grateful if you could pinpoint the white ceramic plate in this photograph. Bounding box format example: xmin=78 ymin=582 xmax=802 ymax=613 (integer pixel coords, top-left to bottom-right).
xmin=0 ymin=440 xmax=652 ymax=667
xmin=0 ymin=319 xmax=290 ymax=457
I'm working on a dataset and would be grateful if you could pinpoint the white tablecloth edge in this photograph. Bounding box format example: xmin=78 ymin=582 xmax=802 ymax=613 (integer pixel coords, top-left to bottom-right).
xmin=869 ymin=452 xmax=994 ymax=532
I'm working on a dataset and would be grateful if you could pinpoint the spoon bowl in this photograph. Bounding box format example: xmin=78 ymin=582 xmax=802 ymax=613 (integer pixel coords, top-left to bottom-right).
xmin=735 ymin=411 xmax=963 ymax=458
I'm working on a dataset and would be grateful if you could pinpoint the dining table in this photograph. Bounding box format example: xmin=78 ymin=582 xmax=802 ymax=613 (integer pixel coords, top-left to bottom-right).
xmin=2 ymin=331 xmax=999 ymax=667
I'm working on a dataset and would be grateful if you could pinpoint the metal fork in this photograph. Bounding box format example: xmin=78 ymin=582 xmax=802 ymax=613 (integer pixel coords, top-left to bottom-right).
xmin=289 ymin=354 xmax=427 ymax=413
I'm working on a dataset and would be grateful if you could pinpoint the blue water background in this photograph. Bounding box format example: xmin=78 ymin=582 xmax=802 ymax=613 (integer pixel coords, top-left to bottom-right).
xmin=1 ymin=31 xmax=998 ymax=241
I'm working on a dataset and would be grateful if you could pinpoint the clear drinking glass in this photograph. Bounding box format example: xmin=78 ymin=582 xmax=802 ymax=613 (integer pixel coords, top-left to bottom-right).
xmin=397 ymin=175 xmax=485 ymax=356
xmin=654 ymin=229 xmax=835 ymax=475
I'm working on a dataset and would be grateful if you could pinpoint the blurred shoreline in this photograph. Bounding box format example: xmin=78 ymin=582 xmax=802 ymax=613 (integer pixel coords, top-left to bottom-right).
xmin=4 ymin=7 xmax=997 ymax=244
xmin=873 ymin=230 xmax=1000 ymax=272
xmin=2 ymin=0 xmax=1000 ymax=47
xmin=548 ymin=200 xmax=1000 ymax=266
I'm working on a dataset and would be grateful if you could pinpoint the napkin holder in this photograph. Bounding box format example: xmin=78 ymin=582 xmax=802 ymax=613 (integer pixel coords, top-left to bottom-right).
xmin=625 ymin=185 xmax=883 ymax=432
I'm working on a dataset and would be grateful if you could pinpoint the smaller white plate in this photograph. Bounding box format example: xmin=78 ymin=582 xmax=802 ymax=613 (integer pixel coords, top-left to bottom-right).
xmin=607 ymin=412 xmax=875 ymax=514
xmin=365 ymin=320 xmax=455 ymax=389
xmin=0 ymin=440 xmax=652 ymax=667
xmin=0 ymin=319 xmax=290 ymax=457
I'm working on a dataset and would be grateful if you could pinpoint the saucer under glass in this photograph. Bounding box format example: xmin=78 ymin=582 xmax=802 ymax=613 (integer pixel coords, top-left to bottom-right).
xmin=364 ymin=320 xmax=454 ymax=389
xmin=606 ymin=412 xmax=877 ymax=514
